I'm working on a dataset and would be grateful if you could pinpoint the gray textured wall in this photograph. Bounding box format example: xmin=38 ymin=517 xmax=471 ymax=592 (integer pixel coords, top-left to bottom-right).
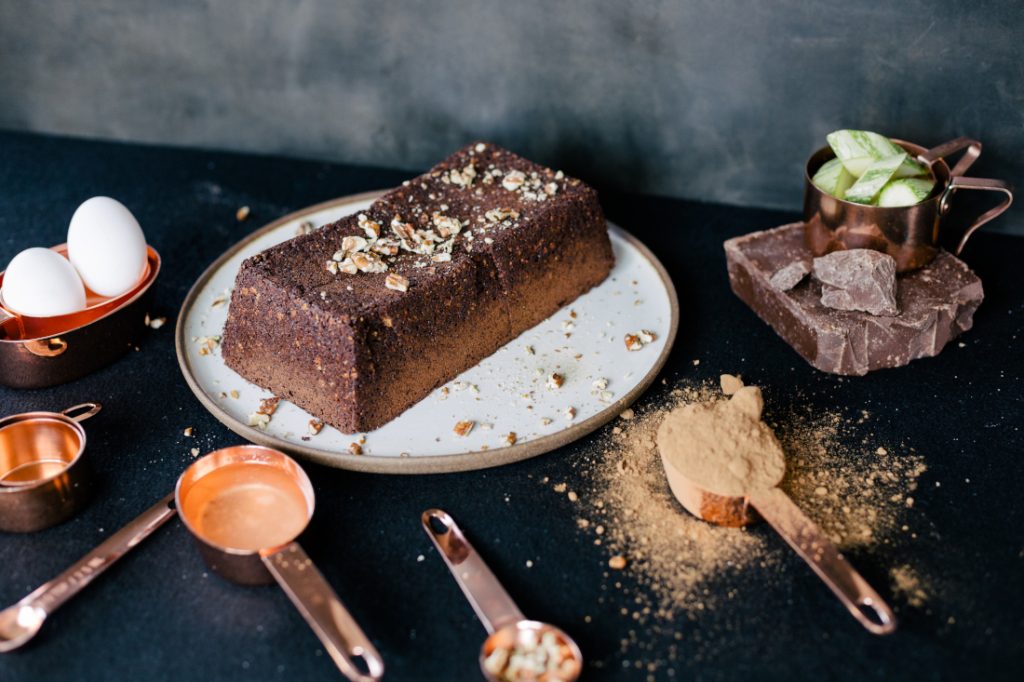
xmin=1 ymin=0 xmax=1021 ymax=231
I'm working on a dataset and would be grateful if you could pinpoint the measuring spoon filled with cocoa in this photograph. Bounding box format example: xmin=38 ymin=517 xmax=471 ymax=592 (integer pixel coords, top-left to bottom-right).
xmin=656 ymin=379 xmax=896 ymax=635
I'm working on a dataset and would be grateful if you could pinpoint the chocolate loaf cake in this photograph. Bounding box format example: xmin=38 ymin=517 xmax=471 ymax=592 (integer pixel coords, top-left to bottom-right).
xmin=222 ymin=142 xmax=614 ymax=432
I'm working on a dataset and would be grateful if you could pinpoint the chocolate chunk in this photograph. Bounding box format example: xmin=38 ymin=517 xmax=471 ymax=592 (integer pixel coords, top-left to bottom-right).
xmin=724 ymin=223 xmax=984 ymax=376
xmin=769 ymin=260 xmax=811 ymax=291
xmin=812 ymin=249 xmax=899 ymax=316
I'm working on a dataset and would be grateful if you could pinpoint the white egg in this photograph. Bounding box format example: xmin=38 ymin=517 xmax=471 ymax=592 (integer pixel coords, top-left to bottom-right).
xmin=1 ymin=247 xmax=87 ymax=317
xmin=67 ymin=197 xmax=148 ymax=298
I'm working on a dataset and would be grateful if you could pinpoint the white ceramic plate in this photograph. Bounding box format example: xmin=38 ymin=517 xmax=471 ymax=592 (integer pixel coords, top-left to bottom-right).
xmin=176 ymin=192 xmax=678 ymax=473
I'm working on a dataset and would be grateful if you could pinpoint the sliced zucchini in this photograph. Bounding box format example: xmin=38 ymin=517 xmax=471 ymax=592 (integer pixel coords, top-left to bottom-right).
xmin=812 ymin=157 xmax=856 ymax=198
xmin=843 ymin=153 xmax=906 ymax=204
xmin=877 ymin=177 xmax=936 ymax=207
xmin=826 ymin=129 xmax=926 ymax=178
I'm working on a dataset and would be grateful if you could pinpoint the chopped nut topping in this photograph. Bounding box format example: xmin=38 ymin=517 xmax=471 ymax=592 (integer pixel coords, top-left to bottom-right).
xmin=257 ymin=397 xmax=280 ymax=415
xmin=145 ymin=315 xmax=167 ymax=329
xmin=431 ymin=252 xmax=451 ymax=263
xmin=337 ymin=258 xmax=358 ymax=274
xmin=197 ymin=336 xmax=221 ymax=356
xmin=341 ymin=235 xmax=369 ymax=253
xmin=624 ymin=329 xmax=657 ymax=351
xmin=190 ymin=447 xmax=200 ymax=457
xmin=352 ymin=251 xmax=388 ymax=273
xmin=608 ymin=555 xmax=628 ymax=570
xmin=547 ymin=372 xmax=565 ymax=389
xmin=357 ymin=213 xmax=381 ymax=238
xmin=326 ymin=260 xmax=339 ymax=275
xmin=524 ymin=345 xmax=535 ymax=355
xmin=453 ymin=420 xmax=475 ymax=437
xmin=235 ymin=205 xmax=250 ymax=222
xmin=447 ymin=164 xmax=477 ymax=187
xmin=183 ymin=427 xmax=194 ymax=437
xmin=229 ymin=390 xmax=240 ymax=399
xmin=211 ymin=294 xmax=228 ymax=308
xmin=503 ymin=432 xmax=517 ymax=446
xmin=348 ymin=442 xmax=363 ymax=455
xmin=308 ymin=419 xmax=324 ymax=435
xmin=431 ymin=213 xmax=462 ymax=238
xmin=564 ymin=406 xmax=577 ymax=421
xmin=295 ymin=220 xmax=316 ymax=236
xmin=385 ymin=272 xmax=409 ymax=292
xmin=474 ymin=142 xmax=486 ymax=152
xmin=484 ymin=207 xmax=520 ymax=223
xmin=502 ymin=170 xmax=526 ymax=191
xmin=247 ymin=412 xmax=270 ymax=429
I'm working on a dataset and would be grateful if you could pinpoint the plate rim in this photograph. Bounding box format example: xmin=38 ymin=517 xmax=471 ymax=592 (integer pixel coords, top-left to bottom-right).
xmin=175 ymin=191 xmax=679 ymax=474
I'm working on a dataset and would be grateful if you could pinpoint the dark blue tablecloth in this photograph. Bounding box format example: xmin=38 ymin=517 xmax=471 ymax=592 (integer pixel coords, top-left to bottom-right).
xmin=0 ymin=131 xmax=1021 ymax=681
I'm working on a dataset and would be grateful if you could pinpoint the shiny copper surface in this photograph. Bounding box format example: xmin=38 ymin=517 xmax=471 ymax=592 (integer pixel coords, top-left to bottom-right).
xmin=0 ymin=246 xmax=160 ymax=389
xmin=803 ymin=138 xmax=1013 ymax=272
xmin=422 ymin=509 xmax=584 ymax=682
xmin=0 ymin=403 xmax=101 ymax=532
xmin=176 ymin=445 xmax=383 ymax=681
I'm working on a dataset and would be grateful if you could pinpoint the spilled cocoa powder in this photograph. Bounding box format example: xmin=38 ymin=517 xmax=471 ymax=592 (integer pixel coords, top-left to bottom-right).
xmin=550 ymin=378 xmax=929 ymax=676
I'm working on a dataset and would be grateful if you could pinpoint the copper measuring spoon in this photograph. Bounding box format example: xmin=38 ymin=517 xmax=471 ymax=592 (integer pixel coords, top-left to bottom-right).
xmin=0 ymin=492 xmax=177 ymax=652
xmin=422 ymin=509 xmax=583 ymax=682
xmin=658 ymin=389 xmax=896 ymax=635
xmin=176 ymin=445 xmax=383 ymax=682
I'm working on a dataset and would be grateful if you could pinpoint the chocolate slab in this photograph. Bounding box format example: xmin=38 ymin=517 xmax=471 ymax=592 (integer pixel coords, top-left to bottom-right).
xmin=724 ymin=223 xmax=984 ymax=376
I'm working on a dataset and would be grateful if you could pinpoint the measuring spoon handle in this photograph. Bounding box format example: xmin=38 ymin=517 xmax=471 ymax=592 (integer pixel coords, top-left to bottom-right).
xmin=749 ymin=487 xmax=896 ymax=635
xmin=263 ymin=543 xmax=384 ymax=682
xmin=24 ymin=492 xmax=177 ymax=616
xmin=421 ymin=508 xmax=525 ymax=634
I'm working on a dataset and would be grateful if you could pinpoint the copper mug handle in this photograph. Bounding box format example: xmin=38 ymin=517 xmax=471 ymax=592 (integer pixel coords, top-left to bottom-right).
xmin=917 ymin=137 xmax=1014 ymax=256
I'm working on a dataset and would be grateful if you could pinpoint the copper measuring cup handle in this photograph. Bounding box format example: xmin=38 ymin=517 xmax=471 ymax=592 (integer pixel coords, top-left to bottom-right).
xmin=918 ymin=137 xmax=1014 ymax=256
xmin=748 ymin=487 xmax=896 ymax=635
xmin=0 ymin=493 xmax=177 ymax=652
xmin=61 ymin=402 xmax=103 ymax=423
xmin=263 ymin=543 xmax=384 ymax=682
xmin=421 ymin=509 xmax=526 ymax=634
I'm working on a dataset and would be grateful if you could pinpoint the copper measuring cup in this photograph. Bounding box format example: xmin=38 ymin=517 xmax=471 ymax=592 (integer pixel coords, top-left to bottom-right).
xmin=657 ymin=394 xmax=896 ymax=635
xmin=0 ymin=402 xmax=103 ymax=532
xmin=422 ymin=509 xmax=584 ymax=682
xmin=804 ymin=137 xmax=1013 ymax=272
xmin=175 ymin=445 xmax=384 ymax=682
xmin=0 ymin=245 xmax=160 ymax=389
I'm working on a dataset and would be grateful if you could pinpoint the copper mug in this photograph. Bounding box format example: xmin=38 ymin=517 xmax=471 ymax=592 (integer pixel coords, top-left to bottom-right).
xmin=804 ymin=137 xmax=1013 ymax=272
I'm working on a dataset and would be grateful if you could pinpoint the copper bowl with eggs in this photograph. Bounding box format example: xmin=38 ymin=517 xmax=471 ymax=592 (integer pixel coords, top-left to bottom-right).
xmin=0 ymin=244 xmax=161 ymax=389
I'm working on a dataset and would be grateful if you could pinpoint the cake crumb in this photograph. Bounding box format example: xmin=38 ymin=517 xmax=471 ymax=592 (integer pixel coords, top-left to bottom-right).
xmin=619 ymin=408 xmax=635 ymax=420
xmin=229 ymin=390 xmax=240 ymax=399
xmin=608 ymin=555 xmax=628 ymax=570
xmin=236 ymin=205 xmax=250 ymax=221
xmin=553 ymin=482 xmax=567 ymax=493
xmin=567 ymin=491 xmax=579 ymax=502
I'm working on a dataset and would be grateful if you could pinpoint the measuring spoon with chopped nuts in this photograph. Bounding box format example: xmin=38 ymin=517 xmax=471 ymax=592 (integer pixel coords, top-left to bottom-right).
xmin=421 ymin=509 xmax=583 ymax=682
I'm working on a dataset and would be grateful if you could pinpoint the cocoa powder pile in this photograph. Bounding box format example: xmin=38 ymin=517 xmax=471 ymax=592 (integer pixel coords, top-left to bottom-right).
xmin=550 ymin=376 xmax=929 ymax=677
